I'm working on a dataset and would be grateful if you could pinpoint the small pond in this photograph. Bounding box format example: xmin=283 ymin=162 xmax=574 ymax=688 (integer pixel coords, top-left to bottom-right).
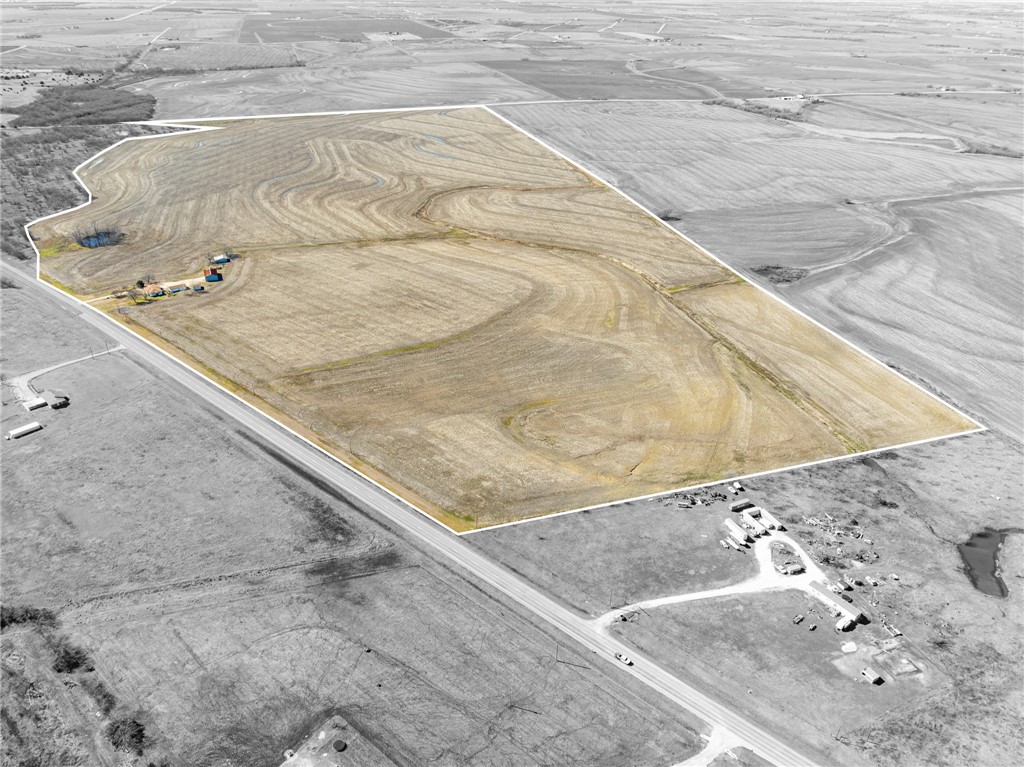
xmin=957 ymin=529 xmax=1020 ymax=598
xmin=78 ymin=231 xmax=122 ymax=248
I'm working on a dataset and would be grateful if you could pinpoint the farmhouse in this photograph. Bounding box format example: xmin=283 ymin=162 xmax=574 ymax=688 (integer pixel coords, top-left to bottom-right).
xmin=40 ymin=390 xmax=69 ymax=409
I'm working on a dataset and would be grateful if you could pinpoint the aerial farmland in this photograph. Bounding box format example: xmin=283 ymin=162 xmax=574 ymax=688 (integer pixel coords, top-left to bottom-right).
xmin=3 ymin=2 xmax=1021 ymax=766
xmin=32 ymin=107 xmax=975 ymax=529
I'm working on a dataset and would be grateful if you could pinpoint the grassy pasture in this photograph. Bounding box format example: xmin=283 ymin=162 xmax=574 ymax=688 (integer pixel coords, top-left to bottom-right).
xmin=62 ymin=564 xmax=700 ymax=766
xmin=32 ymin=107 xmax=977 ymax=528
xmin=610 ymin=589 xmax=933 ymax=765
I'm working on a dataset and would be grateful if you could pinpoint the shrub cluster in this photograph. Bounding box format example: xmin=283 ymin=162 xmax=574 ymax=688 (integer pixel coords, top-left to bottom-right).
xmin=80 ymin=675 xmax=117 ymax=715
xmin=961 ymin=140 xmax=1022 ymax=158
xmin=49 ymin=635 xmax=94 ymax=674
xmin=0 ymin=604 xmax=58 ymax=629
xmin=1 ymin=124 xmax=164 ymax=260
xmin=106 ymin=717 xmax=147 ymax=754
xmin=703 ymin=98 xmax=806 ymax=121
xmin=9 ymin=83 xmax=155 ymax=126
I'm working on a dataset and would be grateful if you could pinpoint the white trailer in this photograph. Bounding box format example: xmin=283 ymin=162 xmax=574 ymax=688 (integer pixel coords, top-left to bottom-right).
xmin=6 ymin=422 xmax=42 ymax=440
xmin=725 ymin=519 xmax=752 ymax=542
xmin=22 ymin=397 xmax=47 ymax=411
xmin=729 ymin=498 xmax=754 ymax=513
xmin=758 ymin=508 xmax=784 ymax=530
xmin=836 ymin=616 xmax=856 ymax=632
xmin=740 ymin=511 xmax=768 ymax=536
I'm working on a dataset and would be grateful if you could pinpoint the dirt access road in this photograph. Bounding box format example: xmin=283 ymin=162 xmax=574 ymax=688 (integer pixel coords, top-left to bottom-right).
xmin=2 ymin=261 xmax=830 ymax=767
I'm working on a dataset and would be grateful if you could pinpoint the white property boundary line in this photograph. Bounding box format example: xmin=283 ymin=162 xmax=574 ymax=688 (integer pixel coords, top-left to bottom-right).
xmin=24 ymin=103 xmax=985 ymax=538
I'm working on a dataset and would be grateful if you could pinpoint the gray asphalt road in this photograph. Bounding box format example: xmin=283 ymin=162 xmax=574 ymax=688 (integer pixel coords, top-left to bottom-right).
xmin=2 ymin=263 xmax=824 ymax=767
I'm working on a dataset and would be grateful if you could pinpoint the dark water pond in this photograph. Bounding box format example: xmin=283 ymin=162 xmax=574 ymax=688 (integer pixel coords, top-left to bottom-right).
xmin=957 ymin=529 xmax=1020 ymax=598
xmin=78 ymin=231 xmax=121 ymax=248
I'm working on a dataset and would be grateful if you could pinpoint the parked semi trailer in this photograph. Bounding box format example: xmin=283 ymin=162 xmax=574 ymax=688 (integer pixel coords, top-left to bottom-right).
xmin=725 ymin=519 xmax=752 ymax=543
xmin=6 ymin=422 xmax=42 ymax=440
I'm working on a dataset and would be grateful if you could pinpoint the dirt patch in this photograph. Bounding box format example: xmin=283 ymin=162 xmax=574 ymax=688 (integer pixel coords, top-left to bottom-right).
xmin=751 ymin=264 xmax=810 ymax=284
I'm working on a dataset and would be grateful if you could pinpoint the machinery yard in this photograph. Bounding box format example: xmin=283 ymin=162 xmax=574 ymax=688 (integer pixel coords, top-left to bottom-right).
xmin=473 ymin=429 xmax=1023 ymax=766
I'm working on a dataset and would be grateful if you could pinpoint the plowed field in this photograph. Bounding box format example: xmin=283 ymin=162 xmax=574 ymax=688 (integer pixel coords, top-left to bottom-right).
xmin=31 ymin=107 xmax=977 ymax=529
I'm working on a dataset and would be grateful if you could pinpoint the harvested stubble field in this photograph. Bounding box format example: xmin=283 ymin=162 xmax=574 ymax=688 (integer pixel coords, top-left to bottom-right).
xmin=135 ymin=60 xmax=551 ymax=120
xmin=496 ymin=99 xmax=1023 ymax=441
xmin=33 ymin=107 xmax=975 ymax=529
xmin=135 ymin=42 xmax=300 ymax=71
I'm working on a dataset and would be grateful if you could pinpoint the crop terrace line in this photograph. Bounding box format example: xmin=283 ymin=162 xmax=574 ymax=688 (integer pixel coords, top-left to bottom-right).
xmin=23 ymin=104 xmax=987 ymax=536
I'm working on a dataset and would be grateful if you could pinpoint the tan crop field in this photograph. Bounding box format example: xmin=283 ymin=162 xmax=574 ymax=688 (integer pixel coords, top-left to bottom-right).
xmin=31 ymin=107 xmax=976 ymax=529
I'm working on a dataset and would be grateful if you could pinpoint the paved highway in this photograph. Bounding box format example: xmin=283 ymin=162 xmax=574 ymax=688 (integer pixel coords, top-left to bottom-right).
xmin=3 ymin=263 xmax=822 ymax=767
